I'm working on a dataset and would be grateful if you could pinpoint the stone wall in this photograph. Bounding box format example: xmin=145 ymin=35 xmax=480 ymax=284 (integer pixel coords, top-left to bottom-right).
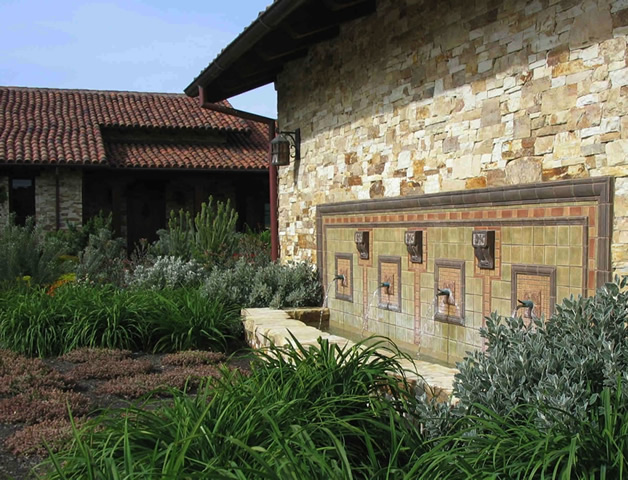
xmin=35 ymin=169 xmax=83 ymax=230
xmin=276 ymin=0 xmax=628 ymax=274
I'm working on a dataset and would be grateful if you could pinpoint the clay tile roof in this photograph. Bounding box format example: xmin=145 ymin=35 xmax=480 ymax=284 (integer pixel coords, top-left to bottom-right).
xmin=105 ymin=121 xmax=269 ymax=170
xmin=0 ymin=86 xmax=268 ymax=170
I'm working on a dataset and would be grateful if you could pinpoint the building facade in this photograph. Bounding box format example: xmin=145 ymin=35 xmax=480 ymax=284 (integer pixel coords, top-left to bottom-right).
xmin=0 ymin=87 xmax=270 ymax=250
xmin=189 ymin=0 xmax=628 ymax=363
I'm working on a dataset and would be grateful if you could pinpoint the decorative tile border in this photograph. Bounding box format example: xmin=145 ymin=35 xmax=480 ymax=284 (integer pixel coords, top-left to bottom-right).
xmin=378 ymin=256 xmax=401 ymax=312
xmin=334 ymin=253 xmax=353 ymax=302
xmin=434 ymin=259 xmax=465 ymax=325
xmin=511 ymin=264 xmax=557 ymax=321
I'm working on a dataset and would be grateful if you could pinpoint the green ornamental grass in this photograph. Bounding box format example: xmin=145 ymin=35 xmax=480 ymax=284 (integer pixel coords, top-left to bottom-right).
xmin=42 ymin=337 xmax=427 ymax=479
xmin=0 ymin=284 xmax=241 ymax=357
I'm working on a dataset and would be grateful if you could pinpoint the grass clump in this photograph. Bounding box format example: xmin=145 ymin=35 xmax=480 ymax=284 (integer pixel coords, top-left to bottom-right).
xmin=0 ymin=284 xmax=242 ymax=357
xmin=148 ymin=288 xmax=242 ymax=353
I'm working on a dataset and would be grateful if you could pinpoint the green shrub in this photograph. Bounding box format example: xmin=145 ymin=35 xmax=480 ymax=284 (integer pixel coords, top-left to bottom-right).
xmin=453 ymin=277 xmax=628 ymax=432
xmin=148 ymin=288 xmax=242 ymax=353
xmin=204 ymin=258 xmax=322 ymax=309
xmin=42 ymin=337 xmax=426 ymax=479
xmin=48 ymin=212 xmax=113 ymax=256
xmin=231 ymin=227 xmax=271 ymax=266
xmin=0 ymin=216 xmax=73 ymax=286
xmin=75 ymin=227 xmax=126 ymax=286
xmin=153 ymin=196 xmax=239 ymax=267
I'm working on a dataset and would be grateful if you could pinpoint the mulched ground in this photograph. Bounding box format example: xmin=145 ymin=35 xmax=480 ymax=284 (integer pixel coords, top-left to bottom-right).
xmin=0 ymin=348 xmax=254 ymax=480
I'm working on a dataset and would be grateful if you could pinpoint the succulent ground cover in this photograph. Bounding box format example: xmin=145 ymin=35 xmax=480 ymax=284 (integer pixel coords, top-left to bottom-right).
xmin=0 ymin=347 xmax=248 ymax=479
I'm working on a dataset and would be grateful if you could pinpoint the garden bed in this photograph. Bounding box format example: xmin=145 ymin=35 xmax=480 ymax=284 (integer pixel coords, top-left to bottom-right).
xmin=0 ymin=347 xmax=252 ymax=480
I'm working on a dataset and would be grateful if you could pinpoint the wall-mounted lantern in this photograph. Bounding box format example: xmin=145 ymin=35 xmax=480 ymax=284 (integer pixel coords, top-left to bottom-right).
xmin=404 ymin=230 xmax=423 ymax=263
xmin=270 ymin=128 xmax=300 ymax=166
xmin=472 ymin=230 xmax=496 ymax=269
xmin=354 ymin=231 xmax=369 ymax=260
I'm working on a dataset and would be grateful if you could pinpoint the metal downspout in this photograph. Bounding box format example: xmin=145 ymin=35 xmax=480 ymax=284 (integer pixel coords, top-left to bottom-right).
xmin=198 ymin=87 xmax=279 ymax=262
xmin=55 ymin=167 xmax=61 ymax=230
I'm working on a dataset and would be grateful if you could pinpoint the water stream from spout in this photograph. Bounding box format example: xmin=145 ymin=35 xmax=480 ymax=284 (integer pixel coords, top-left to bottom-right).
xmin=362 ymin=287 xmax=381 ymax=336
xmin=318 ymin=279 xmax=337 ymax=330
xmin=431 ymin=297 xmax=438 ymax=320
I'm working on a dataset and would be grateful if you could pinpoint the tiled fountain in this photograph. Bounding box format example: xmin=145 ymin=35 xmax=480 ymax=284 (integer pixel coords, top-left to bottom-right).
xmin=316 ymin=178 xmax=612 ymax=365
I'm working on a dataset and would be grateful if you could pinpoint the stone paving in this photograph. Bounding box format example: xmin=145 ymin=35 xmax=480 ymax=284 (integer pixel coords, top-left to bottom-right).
xmin=242 ymin=307 xmax=458 ymax=402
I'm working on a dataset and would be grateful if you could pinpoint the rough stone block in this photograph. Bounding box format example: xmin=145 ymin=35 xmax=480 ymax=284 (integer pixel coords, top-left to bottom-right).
xmin=552 ymin=59 xmax=589 ymax=77
xmin=541 ymin=85 xmax=578 ymax=113
xmin=606 ymin=139 xmax=628 ymax=166
xmin=569 ymin=7 xmax=613 ymax=49
xmin=535 ymin=136 xmax=554 ymax=154
xmin=505 ymin=157 xmax=542 ymax=184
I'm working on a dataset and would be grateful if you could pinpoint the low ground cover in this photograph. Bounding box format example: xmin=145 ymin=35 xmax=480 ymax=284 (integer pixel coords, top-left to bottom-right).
xmin=0 ymin=347 xmax=246 ymax=478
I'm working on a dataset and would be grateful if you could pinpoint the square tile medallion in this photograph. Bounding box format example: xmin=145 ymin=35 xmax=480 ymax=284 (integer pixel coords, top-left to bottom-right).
xmin=378 ymin=256 xmax=401 ymax=312
xmin=334 ymin=253 xmax=353 ymax=302
xmin=511 ymin=265 xmax=556 ymax=321
xmin=434 ymin=259 xmax=465 ymax=325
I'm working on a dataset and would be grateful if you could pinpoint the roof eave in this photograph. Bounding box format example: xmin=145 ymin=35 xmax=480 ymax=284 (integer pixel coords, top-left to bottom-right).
xmin=184 ymin=0 xmax=377 ymax=101
xmin=184 ymin=0 xmax=308 ymax=98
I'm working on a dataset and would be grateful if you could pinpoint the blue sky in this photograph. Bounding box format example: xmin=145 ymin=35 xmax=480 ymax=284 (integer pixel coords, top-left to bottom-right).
xmin=0 ymin=0 xmax=277 ymax=117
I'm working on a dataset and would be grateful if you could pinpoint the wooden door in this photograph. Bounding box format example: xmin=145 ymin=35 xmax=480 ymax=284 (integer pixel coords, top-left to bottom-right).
xmin=126 ymin=181 xmax=166 ymax=253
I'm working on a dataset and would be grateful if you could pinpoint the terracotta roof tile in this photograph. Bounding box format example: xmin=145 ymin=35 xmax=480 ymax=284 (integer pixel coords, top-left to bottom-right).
xmin=0 ymin=86 xmax=268 ymax=170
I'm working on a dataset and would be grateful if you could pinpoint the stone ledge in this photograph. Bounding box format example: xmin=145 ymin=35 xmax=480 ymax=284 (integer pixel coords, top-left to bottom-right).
xmin=242 ymin=308 xmax=457 ymax=402
xmin=283 ymin=307 xmax=330 ymax=329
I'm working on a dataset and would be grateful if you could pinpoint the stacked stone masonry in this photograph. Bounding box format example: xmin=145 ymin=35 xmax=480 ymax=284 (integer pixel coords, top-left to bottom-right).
xmin=0 ymin=171 xmax=82 ymax=230
xmin=35 ymin=170 xmax=83 ymax=230
xmin=276 ymin=0 xmax=628 ymax=275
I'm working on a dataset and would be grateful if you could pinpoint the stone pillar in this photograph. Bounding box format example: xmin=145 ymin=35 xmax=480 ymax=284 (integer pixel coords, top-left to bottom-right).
xmin=35 ymin=169 xmax=83 ymax=230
